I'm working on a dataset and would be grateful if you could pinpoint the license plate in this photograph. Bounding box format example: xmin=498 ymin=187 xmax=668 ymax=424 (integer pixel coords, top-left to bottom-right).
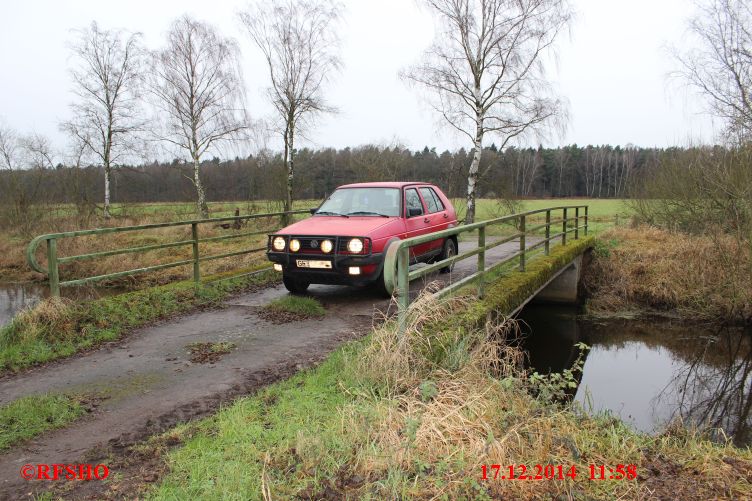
xmin=296 ymin=260 xmax=332 ymax=269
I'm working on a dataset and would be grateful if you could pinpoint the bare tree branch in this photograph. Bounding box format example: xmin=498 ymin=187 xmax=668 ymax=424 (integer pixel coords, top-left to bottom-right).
xmin=673 ymin=0 xmax=752 ymax=143
xmin=239 ymin=0 xmax=342 ymax=220
xmin=61 ymin=22 xmax=145 ymax=219
xmin=148 ymin=15 xmax=249 ymax=217
xmin=402 ymin=0 xmax=572 ymax=223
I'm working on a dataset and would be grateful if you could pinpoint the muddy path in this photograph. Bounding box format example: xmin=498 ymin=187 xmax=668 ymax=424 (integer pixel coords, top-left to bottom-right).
xmin=0 ymin=238 xmax=534 ymax=499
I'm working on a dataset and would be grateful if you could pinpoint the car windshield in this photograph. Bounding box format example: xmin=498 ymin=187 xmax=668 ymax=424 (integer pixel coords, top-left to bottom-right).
xmin=316 ymin=187 xmax=400 ymax=217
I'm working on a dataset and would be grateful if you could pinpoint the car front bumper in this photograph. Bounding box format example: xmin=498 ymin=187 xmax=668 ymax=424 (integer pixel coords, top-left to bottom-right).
xmin=266 ymin=251 xmax=384 ymax=286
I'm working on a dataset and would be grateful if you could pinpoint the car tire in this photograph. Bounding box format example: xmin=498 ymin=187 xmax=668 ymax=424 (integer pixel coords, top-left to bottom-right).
xmin=282 ymin=274 xmax=310 ymax=294
xmin=439 ymin=238 xmax=456 ymax=274
xmin=373 ymin=270 xmax=393 ymax=298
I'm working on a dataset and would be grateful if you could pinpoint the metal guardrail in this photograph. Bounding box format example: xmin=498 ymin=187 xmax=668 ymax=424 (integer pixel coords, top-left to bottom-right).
xmin=26 ymin=209 xmax=310 ymax=296
xmin=383 ymin=205 xmax=589 ymax=332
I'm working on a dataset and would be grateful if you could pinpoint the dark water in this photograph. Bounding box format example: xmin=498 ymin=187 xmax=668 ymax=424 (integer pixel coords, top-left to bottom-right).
xmin=519 ymin=304 xmax=752 ymax=446
xmin=0 ymin=283 xmax=122 ymax=327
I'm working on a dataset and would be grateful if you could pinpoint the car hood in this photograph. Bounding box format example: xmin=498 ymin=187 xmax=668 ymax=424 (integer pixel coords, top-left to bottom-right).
xmin=278 ymin=216 xmax=399 ymax=236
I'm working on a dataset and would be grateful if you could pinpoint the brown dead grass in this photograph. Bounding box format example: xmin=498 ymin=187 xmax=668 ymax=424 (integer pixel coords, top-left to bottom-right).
xmin=584 ymin=226 xmax=752 ymax=322
xmin=2 ymin=296 xmax=76 ymax=345
xmin=1 ymin=210 xmax=282 ymax=286
xmin=358 ymin=286 xmax=523 ymax=392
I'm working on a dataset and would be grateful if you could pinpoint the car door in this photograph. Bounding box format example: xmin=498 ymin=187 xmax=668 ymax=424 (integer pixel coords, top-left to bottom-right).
xmin=403 ymin=187 xmax=433 ymax=260
xmin=418 ymin=186 xmax=449 ymax=253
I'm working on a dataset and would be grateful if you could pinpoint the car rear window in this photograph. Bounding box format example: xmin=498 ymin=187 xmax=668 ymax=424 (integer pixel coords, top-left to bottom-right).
xmin=419 ymin=187 xmax=444 ymax=213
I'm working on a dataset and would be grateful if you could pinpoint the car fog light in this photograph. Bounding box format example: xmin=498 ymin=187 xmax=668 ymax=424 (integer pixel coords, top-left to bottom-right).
xmin=348 ymin=266 xmax=361 ymax=275
xmin=290 ymin=239 xmax=301 ymax=252
xmin=273 ymin=264 xmax=283 ymax=272
xmin=347 ymin=238 xmax=364 ymax=253
xmin=272 ymin=236 xmax=286 ymax=251
xmin=320 ymin=239 xmax=333 ymax=253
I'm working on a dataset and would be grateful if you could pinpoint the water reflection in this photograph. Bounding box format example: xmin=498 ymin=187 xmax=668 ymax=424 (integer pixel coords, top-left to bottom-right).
xmin=0 ymin=283 xmax=121 ymax=327
xmin=656 ymin=330 xmax=752 ymax=446
xmin=519 ymin=304 xmax=752 ymax=446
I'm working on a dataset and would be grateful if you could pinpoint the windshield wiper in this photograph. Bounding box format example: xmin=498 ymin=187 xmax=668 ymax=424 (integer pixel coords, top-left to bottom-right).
xmin=315 ymin=210 xmax=349 ymax=217
xmin=346 ymin=211 xmax=390 ymax=217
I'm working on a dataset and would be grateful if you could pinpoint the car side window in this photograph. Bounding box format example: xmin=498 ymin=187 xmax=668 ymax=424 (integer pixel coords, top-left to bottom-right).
xmin=428 ymin=188 xmax=445 ymax=212
xmin=405 ymin=188 xmax=424 ymax=217
xmin=419 ymin=187 xmax=441 ymax=214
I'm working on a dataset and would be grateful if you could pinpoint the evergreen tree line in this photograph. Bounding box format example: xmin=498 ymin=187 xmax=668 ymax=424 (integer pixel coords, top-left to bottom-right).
xmin=2 ymin=143 xmax=671 ymax=209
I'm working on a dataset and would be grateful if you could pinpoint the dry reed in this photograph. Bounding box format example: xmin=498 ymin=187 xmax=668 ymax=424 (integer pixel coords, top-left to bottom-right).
xmin=584 ymin=226 xmax=752 ymax=322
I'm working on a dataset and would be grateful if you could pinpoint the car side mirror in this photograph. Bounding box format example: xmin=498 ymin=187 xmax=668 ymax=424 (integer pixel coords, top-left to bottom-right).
xmin=310 ymin=208 xmax=318 ymax=215
xmin=408 ymin=207 xmax=422 ymax=218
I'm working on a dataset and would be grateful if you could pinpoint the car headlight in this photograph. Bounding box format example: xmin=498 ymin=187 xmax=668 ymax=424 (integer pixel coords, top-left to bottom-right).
xmin=272 ymin=236 xmax=286 ymax=251
xmin=290 ymin=239 xmax=301 ymax=252
xmin=320 ymin=239 xmax=333 ymax=253
xmin=347 ymin=238 xmax=364 ymax=253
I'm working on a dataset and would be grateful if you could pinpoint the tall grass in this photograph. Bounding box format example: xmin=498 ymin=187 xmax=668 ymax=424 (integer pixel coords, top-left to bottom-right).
xmin=584 ymin=226 xmax=752 ymax=322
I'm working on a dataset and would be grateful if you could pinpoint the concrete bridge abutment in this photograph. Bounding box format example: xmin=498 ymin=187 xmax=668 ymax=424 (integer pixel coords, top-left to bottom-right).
xmin=533 ymin=254 xmax=583 ymax=305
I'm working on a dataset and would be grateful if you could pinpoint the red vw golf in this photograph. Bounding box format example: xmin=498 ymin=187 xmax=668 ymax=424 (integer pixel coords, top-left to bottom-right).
xmin=267 ymin=182 xmax=458 ymax=294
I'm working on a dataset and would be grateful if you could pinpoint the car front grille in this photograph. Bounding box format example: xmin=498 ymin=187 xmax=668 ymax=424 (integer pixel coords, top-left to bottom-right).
xmin=297 ymin=236 xmax=334 ymax=254
xmin=269 ymin=235 xmax=371 ymax=255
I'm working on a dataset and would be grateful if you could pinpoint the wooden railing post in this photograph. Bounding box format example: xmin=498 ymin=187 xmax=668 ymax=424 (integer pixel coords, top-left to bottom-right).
xmin=478 ymin=225 xmax=486 ymax=298
xmin=562 ymin=208 xmax=568 ymax=246
xmin=575 ymin=207 xmax=580 ymax=240
xmin=47 ymin=238 xmax=60 ymax=297
xmin=397 ymin=246 xmax=410 ymax=336
xmin=545 ymin=209 xmax=551 ymax=256
xmin=519 ymin=215 xmax=526 ymax=272
xmin=191 ymin=223 xmax=200 ymax=284
xmin=584 ymin=206 xmax=589 ymax=235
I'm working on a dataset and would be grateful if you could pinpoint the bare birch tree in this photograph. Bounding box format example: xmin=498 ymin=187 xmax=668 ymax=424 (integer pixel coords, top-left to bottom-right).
xmin=403 ymin=0 xmax=572 ymax=223
xmin=149 ymin=15 xmax=248 ymax=218
xmin=674 ymin=0 xmax=752 ymax=143
xmin=0 ymin=125 xmax=56 ymax=233
xmin=61 ymin=22 xmax=144 ymax=219
xmin=239 ymin=0 xmax=342 ymax=221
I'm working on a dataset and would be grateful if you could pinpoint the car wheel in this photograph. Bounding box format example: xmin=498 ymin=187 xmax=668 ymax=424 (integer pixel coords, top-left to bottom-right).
xmin=282 ymin=274 xmax=310 ymax=294
xmin=373 ymin=270 xmax=393 ymax=298
xmin=439 ymin=238 xmax=456 ymax=274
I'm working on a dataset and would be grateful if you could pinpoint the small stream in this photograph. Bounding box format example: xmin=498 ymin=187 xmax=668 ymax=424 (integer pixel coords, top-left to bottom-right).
xmin=0 ymin=283 xmax=122 ymax=328
xmin=519 ymin=304 xmax=752 ymax=446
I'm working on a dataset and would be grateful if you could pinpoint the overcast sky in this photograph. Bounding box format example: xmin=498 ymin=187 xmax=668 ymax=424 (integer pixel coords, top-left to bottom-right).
xmin=0 ymin=0 xmax=717 ymax=158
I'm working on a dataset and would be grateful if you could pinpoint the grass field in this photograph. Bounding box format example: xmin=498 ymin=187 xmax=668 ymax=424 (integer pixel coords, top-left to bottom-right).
xmin=0 ymin=198 xmax=628 ymax=285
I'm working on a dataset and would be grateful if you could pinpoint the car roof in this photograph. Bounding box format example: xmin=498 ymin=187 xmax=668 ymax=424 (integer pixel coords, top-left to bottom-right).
xmin=337 ymin=181 xmax=432 ymax=189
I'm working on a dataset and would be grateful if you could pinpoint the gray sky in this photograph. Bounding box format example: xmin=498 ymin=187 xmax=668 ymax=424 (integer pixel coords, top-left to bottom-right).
xmin=0 ymin=0 xmax=716 ymax=158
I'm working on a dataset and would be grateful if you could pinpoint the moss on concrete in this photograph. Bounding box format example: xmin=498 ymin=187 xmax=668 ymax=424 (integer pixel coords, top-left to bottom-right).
xmin=457 ymin=237 xmax=595 ymax=327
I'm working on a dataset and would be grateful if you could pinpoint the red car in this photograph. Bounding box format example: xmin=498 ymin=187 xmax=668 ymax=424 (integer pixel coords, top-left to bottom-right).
xmin=267 ymin=182 xmax=459 ymax=294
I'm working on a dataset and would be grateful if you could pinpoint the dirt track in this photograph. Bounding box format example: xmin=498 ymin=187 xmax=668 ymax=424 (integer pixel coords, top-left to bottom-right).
xmin=0 ymin=239 xmax=533 ymax=499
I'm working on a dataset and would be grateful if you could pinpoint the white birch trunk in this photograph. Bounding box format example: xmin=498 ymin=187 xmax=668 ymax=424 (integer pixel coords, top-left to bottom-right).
xmin=286 ymin=127 xmax=294 ymax=214
xmin=465 ymin=91 xmax=483 ymax=225
xmin=193 ymin=156 xmax=209 ymax=218
xmin=103 ymin=167 xmax=111 ymax=219
xmin=282 ymin=121 xmax=295 ymax=225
